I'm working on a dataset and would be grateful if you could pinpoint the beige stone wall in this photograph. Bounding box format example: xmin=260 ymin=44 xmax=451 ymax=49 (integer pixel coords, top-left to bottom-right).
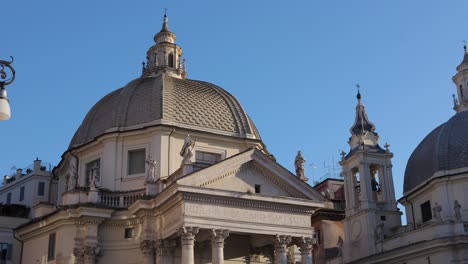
xmin=22 ymin=225 xmax=75 ymax=264
xmin=403 ymin=174 xmax=468 ymax=224
xmin=312 ymin=219 xmax=344 ymax=264
xmin=0 ymin=216 xmax=29 ymax=264
xmin=64 ymin=128 xmax=256 ymax=195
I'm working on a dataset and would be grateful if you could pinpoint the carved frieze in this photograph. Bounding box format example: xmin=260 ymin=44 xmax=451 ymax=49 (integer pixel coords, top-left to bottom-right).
xmin=185 ymin=203 xmax=310 ymax=227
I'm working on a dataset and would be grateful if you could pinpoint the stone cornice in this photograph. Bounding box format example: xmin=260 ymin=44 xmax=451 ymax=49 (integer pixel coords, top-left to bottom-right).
xmin=16 ymin=205 xmax=114 ymax=239
xmin=101 ymin=217 xmax=141 ymax=227
xmin=183 ymin=192 xmax=315 ymax=214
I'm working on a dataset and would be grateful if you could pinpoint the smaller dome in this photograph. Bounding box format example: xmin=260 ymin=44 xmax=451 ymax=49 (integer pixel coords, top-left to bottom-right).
xmin=404 ymin=111 xmax=468 ymax=193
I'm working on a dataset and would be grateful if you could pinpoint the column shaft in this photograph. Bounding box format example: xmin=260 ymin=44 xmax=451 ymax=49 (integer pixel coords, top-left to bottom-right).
xmin=179 ymin=226 xmax=199 ymax=264
xmin=274 ymin=235 xmax=291 ymax=264
xmin=211 ymin=229 xmax=229 ymax=264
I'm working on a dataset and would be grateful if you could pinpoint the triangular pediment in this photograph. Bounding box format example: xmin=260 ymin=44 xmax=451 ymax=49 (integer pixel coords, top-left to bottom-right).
xmin=177 ymin=149 xmax=326 ymax=202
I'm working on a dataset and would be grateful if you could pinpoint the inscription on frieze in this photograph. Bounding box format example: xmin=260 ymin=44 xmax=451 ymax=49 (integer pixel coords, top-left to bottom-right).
xmin=185 ymin=203 xmax=309 ymax=227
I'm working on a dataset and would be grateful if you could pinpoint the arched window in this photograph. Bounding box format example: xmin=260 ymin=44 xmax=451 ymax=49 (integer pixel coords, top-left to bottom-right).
xmin=460 ymin=84 xmax=464 ymax=99
xmin=168 ymin=53 xmax=174 ymax=68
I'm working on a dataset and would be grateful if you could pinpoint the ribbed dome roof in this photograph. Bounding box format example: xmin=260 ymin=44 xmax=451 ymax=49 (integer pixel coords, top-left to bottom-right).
xmin=69 ymin=74 xmax=261 ymax=149
xmin=404 ymin=111 xmax=468 ymax=193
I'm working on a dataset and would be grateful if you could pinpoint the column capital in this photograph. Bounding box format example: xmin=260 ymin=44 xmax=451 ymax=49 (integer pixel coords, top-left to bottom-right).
xmin=82 ymin=246 xmax=100 ymax=264
xmin=179 ymin=226 xmax=199 ymax=246
xmin=155 ymin=239 xmax=177 ymax=256
xmin=211 ymin=229 xmax=230 ymax=247
xmin=73 ymin=247 xmax=84 ymax=264
xmin=274 ymin=235 xmax=291 ymax=253
xmin=297 ymin=236 xmax=314 ymax=254
xmin=140 ymin=240 xmax=156 ymax=256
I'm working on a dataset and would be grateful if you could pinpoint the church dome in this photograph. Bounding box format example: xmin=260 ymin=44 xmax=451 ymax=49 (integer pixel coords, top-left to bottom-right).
xmin=69 ymin=14 xmax=261 ymax=149
xmin=69 ymin=74 xmax=261 ymax=149
xmin=404 ymin=111 xmax=468 ymax=193
xmin=404 ymin=49 xmax=468 ymax=193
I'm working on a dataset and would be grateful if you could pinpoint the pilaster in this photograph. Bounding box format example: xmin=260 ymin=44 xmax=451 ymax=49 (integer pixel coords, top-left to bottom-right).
xmin=155 ymin=239 xmax=176 ymax=264
xmin=140 ymin=240 xmax=156 ymax=264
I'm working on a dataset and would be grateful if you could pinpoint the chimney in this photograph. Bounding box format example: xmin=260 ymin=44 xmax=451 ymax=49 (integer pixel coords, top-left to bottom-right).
xmin=16 ymin=169 xmax=22 ymax=178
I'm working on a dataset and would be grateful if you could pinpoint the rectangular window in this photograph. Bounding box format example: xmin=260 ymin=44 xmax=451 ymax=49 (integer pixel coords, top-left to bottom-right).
xmin=47 ymin=233 xmax=56 ymax=261
xmin=255 ymin=184 xmax=261 ymax=194
xmin=6 ymin=193 xmax=11 ymax=204
xmin=315 ymin=229 xmax=321 ymax=245
xmin=124 ymin=228 xmax=135 ymax=239
xmin=195 ymin=151 xmax=221 ymax=165
xmin=0 ymin=243 xmax=12 ymax=262
xmin=85 ymin=159 xmax=101 ymax=186
xmin=19 ymin=186 xmax=25 ymax=201
xmin=128 ymin=149 xmax=146 ymax=175
xmin=421 ymin=200 xmax=432 ymax=223
xmin=37 ymin=182 xmax=45 ymax=196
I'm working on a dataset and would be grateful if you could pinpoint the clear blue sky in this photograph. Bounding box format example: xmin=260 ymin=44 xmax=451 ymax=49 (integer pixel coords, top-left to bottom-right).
xmin=2 ymin=1 xmax=467 ymax=218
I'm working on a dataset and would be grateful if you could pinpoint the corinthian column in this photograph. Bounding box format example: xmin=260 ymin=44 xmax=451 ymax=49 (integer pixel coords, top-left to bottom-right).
xmin=274 ymin=235 xmax=291 ymax=264
xmin=211 ymin=229 xmax=230 ymax=264
xmin=298 ymin=236 xmax=313 ymax=264
xmin=140 ymin=240 xmax=155 ymax=264
xmin=179 ymin=226 xmax=199 ymax=264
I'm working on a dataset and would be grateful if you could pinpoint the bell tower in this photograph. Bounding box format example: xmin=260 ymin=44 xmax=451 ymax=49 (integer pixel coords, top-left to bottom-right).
xmin=339 ymin=87 xmax=401 ymax=263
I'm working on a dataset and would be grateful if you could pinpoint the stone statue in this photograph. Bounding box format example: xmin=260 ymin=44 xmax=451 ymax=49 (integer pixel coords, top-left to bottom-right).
xmin=454 ymin=200 xmax=462 ymax=221
xmin=89 ymin=167 xmax=99 ymax=190
xmin=180 ymin=134 xmax=195 ymax=165
xmin=68 ymin=159 xmax=78 ymax=190
xmin=336 ymin=236 xmax=343 ymax=256
xmin=375 ymin=222 xmax=384 ymax=242
xmin=146 ymin=155 xmax=157 ymax=182
xmin=294 ymin=151 xmax=306 ymax=180
xmin=433 ymin=202 xmax=443 ymax=222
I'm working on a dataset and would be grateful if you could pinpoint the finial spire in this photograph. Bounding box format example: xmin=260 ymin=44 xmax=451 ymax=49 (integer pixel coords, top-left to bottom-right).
xmin=356 ymin=83 xmax=362 ymax=100
xmin=463 ymin=40 xmax=467 ymax=54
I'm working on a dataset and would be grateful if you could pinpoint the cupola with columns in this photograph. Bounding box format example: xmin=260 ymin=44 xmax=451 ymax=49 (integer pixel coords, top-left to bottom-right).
xmin=452 ymin=44 xmax=468 ymax=112
xmin=340 ymin=86 xmax=401 ymax=263
xmin=142 ymin=12 xmax=187 ymax=79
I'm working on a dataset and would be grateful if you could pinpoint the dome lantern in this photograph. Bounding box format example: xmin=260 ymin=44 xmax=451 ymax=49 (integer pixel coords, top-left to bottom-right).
xmin=452 ymin=44 xmax=468 ymax=112
xmin=143 ymin=12 xmax=187 ymax=79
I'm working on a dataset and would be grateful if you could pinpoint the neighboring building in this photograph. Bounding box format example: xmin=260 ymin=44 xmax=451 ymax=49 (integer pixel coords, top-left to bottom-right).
xmin=311 ymin=178 xmax=345 ymax=264
xmin=337 ymin=49 xmax=468 ymax=263
xmin=0 ymin=159 xmax=54 ymax=264
xmin=16 ymin=15 xmax=325 ymax=264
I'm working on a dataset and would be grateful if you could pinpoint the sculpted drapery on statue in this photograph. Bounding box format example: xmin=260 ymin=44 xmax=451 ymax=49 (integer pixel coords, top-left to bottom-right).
xmin=294 ymin=151 xmax=308 ymax=181
xmin=68 ymin=158 xmax=78 ymax=190
xmin=180 ymin=134 xmax=195 ymax=165
xmin=146 ymin=155 xmax=157 ymax=182
xmin=89 ymin=167 xmax=99 ymax=190
xmin=433 ymin=202 xmax=443 ymax=222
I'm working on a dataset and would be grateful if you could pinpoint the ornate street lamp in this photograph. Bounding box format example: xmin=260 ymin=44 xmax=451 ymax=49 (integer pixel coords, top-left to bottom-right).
xmin=0 ymin=56 xmax=15 ymax=120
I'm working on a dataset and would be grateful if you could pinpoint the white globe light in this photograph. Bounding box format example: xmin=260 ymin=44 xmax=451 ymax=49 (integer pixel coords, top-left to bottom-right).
xmin=0 ymin=97 xmax=11 ymax=120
